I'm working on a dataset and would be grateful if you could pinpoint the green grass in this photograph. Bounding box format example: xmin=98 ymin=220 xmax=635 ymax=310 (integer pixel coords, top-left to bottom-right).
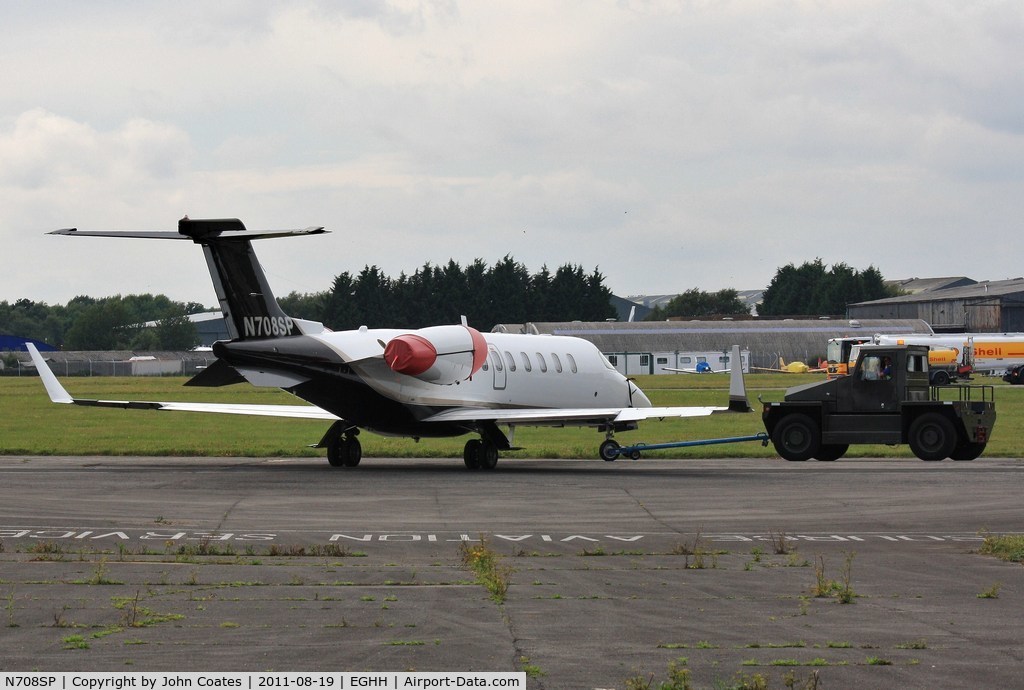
xmin=2 ymin=373 xmax=1021 ymax=458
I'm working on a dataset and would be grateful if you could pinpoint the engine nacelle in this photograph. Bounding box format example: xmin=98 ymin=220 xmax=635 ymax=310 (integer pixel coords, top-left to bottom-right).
xmin=384 ymin=325 xmax=488 ymax=384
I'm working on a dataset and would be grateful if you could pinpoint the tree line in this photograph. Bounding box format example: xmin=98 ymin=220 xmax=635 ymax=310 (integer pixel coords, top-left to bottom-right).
xmin=1 ymin=295 xmax=206 ymax=351
xmin=1 ymin=257 xmax=615 ymax=350
xmin=758 ymin=260 xmax=895 ymax=317
xmin=644 ymin=260 xmax=896 ymax=321
xmin=279 ymin=257 xmax=615 ymax=329
xmin=2 ymin=257 xmax=894 ymax=350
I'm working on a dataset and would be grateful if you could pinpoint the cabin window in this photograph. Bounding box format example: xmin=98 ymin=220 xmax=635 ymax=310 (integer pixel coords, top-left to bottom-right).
xmin=521 ymin=352 xmax=532 ymax=372
xmin=537 ymin=352 xmax=549 ymax=372
xmin=567 ymin=353 xmax=578 ymax=373
xmin=492 ymin=352 xmax=503 ymax=372
xmin=552 ymin=353 xmax=563 ymax=373
xmin=504 ymin=351 xmax=516 ymax=372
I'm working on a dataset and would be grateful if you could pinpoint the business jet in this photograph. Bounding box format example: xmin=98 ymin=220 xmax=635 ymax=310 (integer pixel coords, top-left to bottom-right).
xmin=29 ymin=217 xmax=751 ymax=469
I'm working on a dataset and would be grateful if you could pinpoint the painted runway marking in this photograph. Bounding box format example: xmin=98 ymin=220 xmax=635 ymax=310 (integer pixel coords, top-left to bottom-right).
xmin=1 ymin=526 xmax=1009 ymax=546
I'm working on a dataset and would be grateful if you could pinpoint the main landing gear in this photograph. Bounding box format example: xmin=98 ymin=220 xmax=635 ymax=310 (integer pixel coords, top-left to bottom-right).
xmin=327 ymin=430 xmax=362 ymax=467
xmin=463 ymin=438 xmax=499 ymax=470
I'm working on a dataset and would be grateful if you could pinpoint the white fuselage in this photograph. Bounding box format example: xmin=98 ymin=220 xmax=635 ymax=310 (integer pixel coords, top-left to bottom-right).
xmin=310 ymin=328 xmax=651 ymax=411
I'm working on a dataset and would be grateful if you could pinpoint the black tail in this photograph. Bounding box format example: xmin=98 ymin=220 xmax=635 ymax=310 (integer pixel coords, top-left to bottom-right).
xmin=178 ymin=218 xmax=327 ymax=340
xmin=50 ymin=217 xmax=327 ymax=342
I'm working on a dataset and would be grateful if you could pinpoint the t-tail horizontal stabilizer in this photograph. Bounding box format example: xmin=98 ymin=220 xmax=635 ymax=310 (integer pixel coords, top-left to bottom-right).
xmin=50 ymin=218 xmax=329 ymax=343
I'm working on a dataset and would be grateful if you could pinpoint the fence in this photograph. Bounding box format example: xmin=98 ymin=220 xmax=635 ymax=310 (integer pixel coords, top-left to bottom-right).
xmin=2 ymin=355 xmax=217 ymax=377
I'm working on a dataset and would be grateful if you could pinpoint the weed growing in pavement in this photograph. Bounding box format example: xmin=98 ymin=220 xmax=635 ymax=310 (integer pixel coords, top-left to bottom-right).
xmin=782 ymin=670 xmax=821 ymax=690
xmin=117 ymin=591 xmax=142 ymax=628
xmin=810 ymin=552 xmax=856 ymax=603
xmin=670 ymin=526 xmax=726 ymax=568
xmin=25 ymin=541 xmax=67 ymax=561
xmin=52 ymin=604 xmax=73 ymax=628
xmin=458 ymin=535 xmax=513 ymax=604
xmin=62 ymin=634 xmax=89 ymax=650
xmin=5 ymin=590 xmax=16 ymax=628
xmin=978 ymin=532 xmax=1024 ymax=563
xmin=977 ymin=583 xmax=1002 ymax=599
xmin=769 ymin=530 xmax=793 ymax=554
xmin=73 ymin=558 xmax=123 ymax=586
xmin=519 ymin=657 xmax=545 ymax=678
xmin=726 ymin=671 xmax=768 ymax=690
xmin=625 ymin=657 xmax=691 ymax=690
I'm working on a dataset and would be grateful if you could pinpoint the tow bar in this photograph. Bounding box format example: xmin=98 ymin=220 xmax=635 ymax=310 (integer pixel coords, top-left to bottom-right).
xmin=606 ymin=432 xmax=770 ymax=460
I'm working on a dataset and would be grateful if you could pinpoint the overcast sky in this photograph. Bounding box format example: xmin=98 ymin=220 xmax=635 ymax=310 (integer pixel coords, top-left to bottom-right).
xmin=2 ymin=1 xmax=1022 ymax=310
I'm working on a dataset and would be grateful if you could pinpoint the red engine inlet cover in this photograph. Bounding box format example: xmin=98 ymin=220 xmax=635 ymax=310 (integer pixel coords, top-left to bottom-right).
xmin=384 ymin=334 xmax=437 ymax=376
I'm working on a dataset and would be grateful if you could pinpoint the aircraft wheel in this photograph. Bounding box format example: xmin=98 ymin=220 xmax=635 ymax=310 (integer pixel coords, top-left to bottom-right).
xmin=909 ymin=413 xmax=956 ymax=461
xmin=478 ymin=441 xmax=499 ymax=470
xmin=342 ymin=437 xmax=362 ymax=467
xmin=599 ymin=439 xmax=620 ymax=462
xmin=771 ymin=413 xmax=820 ymax=462
xmin=950 ymin=441 xmax=985 ymax=461
xmin=464 ymin=439 xmax=482 ymax=469
xmin=329 ymin=438 xmax=346 ymax=464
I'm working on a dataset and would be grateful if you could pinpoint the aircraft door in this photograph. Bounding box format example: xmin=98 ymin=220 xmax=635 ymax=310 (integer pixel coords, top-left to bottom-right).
xmin=488 ymin=346 xmax=506 ymax=390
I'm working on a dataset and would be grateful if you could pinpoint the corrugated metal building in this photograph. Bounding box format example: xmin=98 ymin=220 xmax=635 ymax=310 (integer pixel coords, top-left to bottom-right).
xmin=494 ymin=319 xmax=933 ymax=374
xmin=849 ymin=279 xmax=1024 ymax=333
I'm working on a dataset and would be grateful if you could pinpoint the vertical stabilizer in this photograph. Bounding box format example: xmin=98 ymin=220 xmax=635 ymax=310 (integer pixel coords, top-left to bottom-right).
xmin=179 ymin=218 xmax=300 ymax=341
xmin=728 ymin=344 xmax=752 ymax=412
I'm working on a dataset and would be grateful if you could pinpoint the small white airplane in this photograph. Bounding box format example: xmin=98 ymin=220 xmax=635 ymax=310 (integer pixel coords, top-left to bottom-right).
xmin=29 ymin=217 xmax=751 ymax=469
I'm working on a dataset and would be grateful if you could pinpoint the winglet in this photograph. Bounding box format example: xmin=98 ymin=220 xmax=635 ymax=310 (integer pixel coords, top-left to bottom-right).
xmin=728 ymin=344 xmax=752 ymax=412
xmin=26 ymin=343 xmax=74 ymax=404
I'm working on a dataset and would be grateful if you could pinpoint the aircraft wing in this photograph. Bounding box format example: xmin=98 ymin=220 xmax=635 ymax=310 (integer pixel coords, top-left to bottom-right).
xmin=423 ymin=405 xmax=732 ymax=426
xmin=26 ymin=344 xmax=339 ymax=420
xmin=29 ymin=341 xmax=748 ymax=427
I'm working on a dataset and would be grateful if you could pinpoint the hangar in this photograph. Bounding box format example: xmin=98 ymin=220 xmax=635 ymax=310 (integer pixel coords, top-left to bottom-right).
xmin=495 ymin=319 xmax=933 ymax=375
xmin=848 ymin=278 xmax=1024 ymax=333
